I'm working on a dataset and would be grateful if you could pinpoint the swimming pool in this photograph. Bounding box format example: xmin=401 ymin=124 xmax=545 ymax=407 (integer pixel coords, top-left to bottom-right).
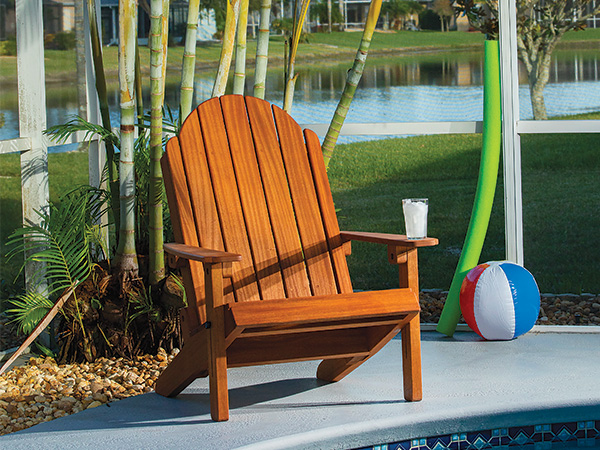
xmin=358 ymin=420 xmax=600 ymax=450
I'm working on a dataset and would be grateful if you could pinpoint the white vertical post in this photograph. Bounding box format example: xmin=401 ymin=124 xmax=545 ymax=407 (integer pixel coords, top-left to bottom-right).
xmin=498 ymin=0 xmax=524 ymax=265
xmin=16 ymin=0 xmax=50 ymax=283
xmin=16 ymin=0 xmax=51 ymax=347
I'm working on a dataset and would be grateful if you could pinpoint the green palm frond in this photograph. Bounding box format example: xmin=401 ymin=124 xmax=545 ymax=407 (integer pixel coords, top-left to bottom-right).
xmin=7 ymin=186 xmax=108 ymax=299
xmin=7 ymin=291 xmax=56 ymax=335
xmin=135 ymin=105 xmax=179 ymax=135
xmin=44 ymin=115 xmax=120 ymax=150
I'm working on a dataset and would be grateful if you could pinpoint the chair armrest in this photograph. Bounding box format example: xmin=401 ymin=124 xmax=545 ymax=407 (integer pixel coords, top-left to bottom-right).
xmin=340 ymin=231 xmax=438 ymax=248
xmin=164 ymin=242 xmax=242 ymax=264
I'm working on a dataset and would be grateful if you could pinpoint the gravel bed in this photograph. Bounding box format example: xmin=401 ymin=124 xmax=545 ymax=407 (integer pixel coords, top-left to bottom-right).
xmin=1 ymin=291 xmax=599 ymax=437
xmin=419 ymin=291 xmax=600 ymax=325
xmin=0 ymin=348 xmax=177 ymax=436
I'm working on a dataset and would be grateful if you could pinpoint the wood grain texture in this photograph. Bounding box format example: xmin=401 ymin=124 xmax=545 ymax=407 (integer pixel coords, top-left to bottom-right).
xmin=227 ymin=328 xmax=371 ymax=367
xmin=272 ymin=106 xmax=338 ymax=297
xmin=153 ymin=326 xmax=209 ymax=397
xmin=304 ymin=129 xmax=353 ymax=294
xmin=220 ymin=95 xmax=286 ymax=300
xmin=245 ymin=96 xmax=311 ymax=298
xmin=229 ymin=288 xmax=419 ymax=328
xmin=340 ymin=231 xmax=438 ymax=247
xmin=164 ymin=242 xmax=242 ymax=263
xmin=205 ymin=264 xmax=229 ymax=421
xmin=162 ymin=137 xmax=205 ymax=325
xmin=197 ymin=98 xmax=261 ymax=303
xmin=401 ymin=313 xmax=423 ymax=401
xmin=176 ymin=109 xmax=237 ymax=306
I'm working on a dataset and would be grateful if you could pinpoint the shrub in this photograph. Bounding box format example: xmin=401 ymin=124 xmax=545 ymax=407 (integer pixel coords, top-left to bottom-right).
xmin=0 ymin=37 xmax=17 ymax=56
xmin=44 ymin=31 xmax=76 ymax=50
xmin=419 ymin=9 xmax=441 ymax=30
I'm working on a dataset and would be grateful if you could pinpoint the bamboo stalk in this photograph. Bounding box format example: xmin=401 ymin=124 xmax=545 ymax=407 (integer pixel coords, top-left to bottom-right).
xmin=135 ymin=43 xmax=144 ymax=134
xmin=115 ymin=0 xmax=140 ymax=279
xmin=212 ymin=0 xmax=241 ymax=97
xmin=232 ymin=0 xmax=250 ymax=95
xmin=321 ymin=0 xmax=382 ymax=169
xmin=282 ymin=0 xmax=310 ymax=112
xmin=148 ymin=0 xmax=169 ymax=285
xmin=179 ymin=0 xmax=200 ymax=121
xmin=253 ymin=0 xmax=272 ymax=99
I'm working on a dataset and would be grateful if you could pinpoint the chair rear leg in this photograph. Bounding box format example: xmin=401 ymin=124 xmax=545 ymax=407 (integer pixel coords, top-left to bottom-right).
xmin=316 ymin=355 xmax=367 ymax=382
xmin=155 ymin=327 xmax=209 ymax=397
xmin=401 ymin=312 xmax=422 ymax=401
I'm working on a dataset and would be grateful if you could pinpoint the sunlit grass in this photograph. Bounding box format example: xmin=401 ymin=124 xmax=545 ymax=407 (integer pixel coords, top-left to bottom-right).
xmin=329 ymin=130 xmax=600 ymax=294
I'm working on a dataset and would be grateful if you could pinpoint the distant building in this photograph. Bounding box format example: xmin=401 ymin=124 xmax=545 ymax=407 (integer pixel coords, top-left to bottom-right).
xmin=344 ymin=0 xmax=434 ymax=29
xmin=100 ymin=0 xmax=189 ymax=45
xmin=43 ymin=0 xmax=75 ymax=34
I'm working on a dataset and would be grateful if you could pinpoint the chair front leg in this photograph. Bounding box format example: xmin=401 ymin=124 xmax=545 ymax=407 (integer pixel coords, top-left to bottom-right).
xmin=401 ymin=312 xmax=422 ymax=401
xmin=204 ymin=263 xmax=229 ymax=421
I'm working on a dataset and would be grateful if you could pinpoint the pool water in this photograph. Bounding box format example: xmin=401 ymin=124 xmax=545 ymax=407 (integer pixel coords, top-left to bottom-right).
xmin=359 ymin=420 xmax=600 ymax=450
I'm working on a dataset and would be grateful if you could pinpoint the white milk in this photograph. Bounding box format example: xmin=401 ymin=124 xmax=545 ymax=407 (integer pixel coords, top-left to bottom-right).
xmin=402 ymin=199 xmax=428 ymax=239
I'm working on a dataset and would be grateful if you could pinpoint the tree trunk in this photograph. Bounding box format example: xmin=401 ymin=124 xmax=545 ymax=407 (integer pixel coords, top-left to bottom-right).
xmin=528 ymin=74 xmax=548 ymax=120
xmin=327 ymin=0 xmax=332 ymax=32
xmin=115 ymin=0 xmax=140 ymax=282
xmin=519 ymin=40 xmax=556 ymax=121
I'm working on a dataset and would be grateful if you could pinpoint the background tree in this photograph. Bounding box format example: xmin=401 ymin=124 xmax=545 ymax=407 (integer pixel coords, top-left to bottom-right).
xmin=433 ymin=0 xmax=454 ymax=32
xmin=310 ymin=0 xmax=343 ymax=28
xmin=456 ymin=0 xmax=600 ymax=120
xmin=382 ymin=0 xmax=422 ymax=30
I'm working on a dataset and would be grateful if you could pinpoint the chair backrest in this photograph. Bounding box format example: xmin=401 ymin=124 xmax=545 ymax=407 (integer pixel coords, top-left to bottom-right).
xmin=162 ymin=95 xmax=353 ymax=323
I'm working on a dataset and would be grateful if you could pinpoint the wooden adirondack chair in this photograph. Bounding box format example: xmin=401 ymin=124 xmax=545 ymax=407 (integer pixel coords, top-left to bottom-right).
xmin=154 ymin=95 xmax=438 ymax=421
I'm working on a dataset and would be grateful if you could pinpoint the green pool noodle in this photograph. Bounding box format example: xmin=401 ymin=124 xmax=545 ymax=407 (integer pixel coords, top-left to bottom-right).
xmin=436 ymin=39 xmax=502 ymax=337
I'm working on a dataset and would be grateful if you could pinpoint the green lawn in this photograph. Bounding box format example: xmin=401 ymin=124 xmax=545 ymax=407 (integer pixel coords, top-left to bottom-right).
xmin=328 ymin=124 xmax=600 ymax=295
xmin=0 ymin=149 xmax=89 ymax=303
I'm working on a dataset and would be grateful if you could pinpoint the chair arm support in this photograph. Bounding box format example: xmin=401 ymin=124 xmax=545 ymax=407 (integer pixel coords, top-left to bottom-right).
xmin=164 ymin=243 xmax=242 ymax=264
xmin=340 ymin=231 xmax=438 ymax=248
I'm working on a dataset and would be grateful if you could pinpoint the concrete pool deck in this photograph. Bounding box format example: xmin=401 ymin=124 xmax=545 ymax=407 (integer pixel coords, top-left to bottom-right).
xmin=1 ymin=329 xmax=599 ymax=449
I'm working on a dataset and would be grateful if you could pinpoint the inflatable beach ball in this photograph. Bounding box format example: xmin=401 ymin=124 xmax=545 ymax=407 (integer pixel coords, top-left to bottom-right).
xmin=460 ymin=261 xmax=540 ymax=340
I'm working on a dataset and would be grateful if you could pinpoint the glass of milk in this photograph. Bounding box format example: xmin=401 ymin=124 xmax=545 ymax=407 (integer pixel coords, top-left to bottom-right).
xmin=402 ymin=198 xmax=428 ymax=240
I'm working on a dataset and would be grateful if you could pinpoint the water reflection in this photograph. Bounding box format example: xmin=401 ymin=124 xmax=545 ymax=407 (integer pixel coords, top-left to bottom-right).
xmin=1 ymin=49 xmax=600 ymax=144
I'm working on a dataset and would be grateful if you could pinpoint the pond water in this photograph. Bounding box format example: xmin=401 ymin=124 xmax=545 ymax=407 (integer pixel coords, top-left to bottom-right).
xmin=1 ymin=48 xmax=599 ymax=148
